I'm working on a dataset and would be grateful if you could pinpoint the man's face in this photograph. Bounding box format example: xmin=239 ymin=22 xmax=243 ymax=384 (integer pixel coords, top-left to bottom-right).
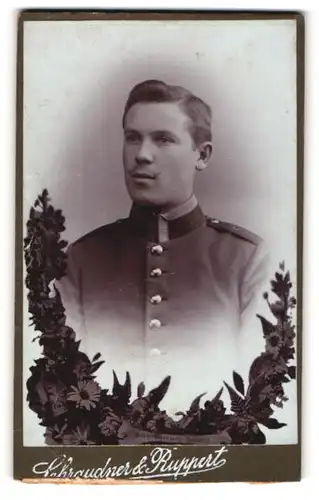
xmin=122 ymin=102 xmax=200 ymax=210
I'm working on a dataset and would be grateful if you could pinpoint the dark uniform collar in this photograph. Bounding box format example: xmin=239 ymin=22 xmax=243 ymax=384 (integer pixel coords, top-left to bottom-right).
xmin=128 ymin=195 xmax=206 ymax=242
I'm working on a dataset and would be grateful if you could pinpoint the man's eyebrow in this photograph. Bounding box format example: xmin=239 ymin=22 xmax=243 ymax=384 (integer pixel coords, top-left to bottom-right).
xmin=124 ymin=128 xmax=141 ymax=134
xmin=124 ymin=128 xmax=175 ymax=133
xmin=151 ymin=130 xmax=180 ymax=139
xmin=124 ymin=128 xmax=180 ymax=139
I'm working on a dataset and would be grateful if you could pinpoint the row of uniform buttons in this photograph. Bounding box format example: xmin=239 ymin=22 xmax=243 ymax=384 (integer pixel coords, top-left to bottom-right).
xmin=148 ymin=244 xmax=164 ymax=331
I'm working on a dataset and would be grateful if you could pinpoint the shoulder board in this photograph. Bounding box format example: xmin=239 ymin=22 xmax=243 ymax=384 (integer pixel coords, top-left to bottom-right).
xmin=206 ymin=216 xmax=262 ymax=246
xmin=72 ymin=218 xmax=126 ymax=247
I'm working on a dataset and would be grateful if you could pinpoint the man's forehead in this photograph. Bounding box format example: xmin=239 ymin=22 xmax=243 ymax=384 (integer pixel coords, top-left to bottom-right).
xmin=124 ymin=102 xmax=189 ymax=132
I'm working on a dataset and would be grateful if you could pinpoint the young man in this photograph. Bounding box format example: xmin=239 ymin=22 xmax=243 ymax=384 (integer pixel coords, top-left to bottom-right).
xmin=56 ymin=80 xmax=270 ymax=403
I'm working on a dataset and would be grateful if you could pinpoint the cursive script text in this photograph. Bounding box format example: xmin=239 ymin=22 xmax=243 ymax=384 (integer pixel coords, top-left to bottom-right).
xmin=32 ymin=446 xmax=228 ymax=480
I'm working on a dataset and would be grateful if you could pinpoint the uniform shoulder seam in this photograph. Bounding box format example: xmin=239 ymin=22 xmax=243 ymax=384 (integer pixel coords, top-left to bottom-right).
xmin=206 ymin=216 xmax=262 ymax=246
xmin=72 ymin=218 xmax=126 ymax=248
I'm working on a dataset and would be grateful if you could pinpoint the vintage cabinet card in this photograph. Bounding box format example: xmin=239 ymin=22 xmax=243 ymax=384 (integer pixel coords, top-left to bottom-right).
xmin=14 ymin=10 xmax=303 ymax=483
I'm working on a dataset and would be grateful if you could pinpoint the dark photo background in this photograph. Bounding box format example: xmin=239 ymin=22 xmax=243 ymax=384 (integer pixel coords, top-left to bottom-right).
xmin=22 ymin=19 xmax=297 ymax=445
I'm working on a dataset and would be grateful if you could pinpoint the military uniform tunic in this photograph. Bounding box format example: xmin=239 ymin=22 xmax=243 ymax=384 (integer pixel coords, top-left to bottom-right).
xmin=56 ymin=197 xmax=270 ymax=412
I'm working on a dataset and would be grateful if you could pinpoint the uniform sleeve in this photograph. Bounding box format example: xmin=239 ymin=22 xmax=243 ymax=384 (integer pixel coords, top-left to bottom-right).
xmin=233 ymin=241 xmax=271 ymax=381
xmin=54 ymin=243 xmax=87 ymax=344
xmin=239 ymin=239 xmax=271 ymax=326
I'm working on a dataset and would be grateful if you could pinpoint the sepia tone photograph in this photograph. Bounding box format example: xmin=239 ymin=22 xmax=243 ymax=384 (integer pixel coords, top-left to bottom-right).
xmin=17 ymin=11 xmax=301 ymax=476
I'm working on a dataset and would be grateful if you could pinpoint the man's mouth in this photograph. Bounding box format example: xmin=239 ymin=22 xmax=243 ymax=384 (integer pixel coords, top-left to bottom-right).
xmin=132 ymin=172 xmax=156 ymax=180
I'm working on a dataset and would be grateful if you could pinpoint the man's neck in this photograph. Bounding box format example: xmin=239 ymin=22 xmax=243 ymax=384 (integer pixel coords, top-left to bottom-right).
xmin=160 ymin=194 xmax=198 ymax=221
xmin=128 ymin=194 xmax=203 ymax=242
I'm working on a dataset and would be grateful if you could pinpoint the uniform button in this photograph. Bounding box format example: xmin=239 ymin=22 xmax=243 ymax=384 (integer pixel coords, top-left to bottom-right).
xmin=149 ymin=319 xmax=162 ymax=329
xmin=150 ymin=268 xmax=162 ymax=277
xmin=150 ymin=294 xmax=162 ymax=305
xmin=150 ymin=348 xmax=161 ymax=357
xmin=151 ymin=244 xmax=164 ymax=255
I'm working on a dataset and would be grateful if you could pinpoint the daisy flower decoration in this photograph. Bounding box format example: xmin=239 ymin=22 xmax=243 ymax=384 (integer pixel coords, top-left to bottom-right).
xmin=67 ymin=380 xmax=101 ymax=410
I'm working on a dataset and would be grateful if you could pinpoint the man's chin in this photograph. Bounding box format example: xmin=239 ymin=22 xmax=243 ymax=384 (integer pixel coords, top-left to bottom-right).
xmin=128 ymin=191 xmax=164 ymax=208
xmin=131 ymin=197 xmax=162 ymax=208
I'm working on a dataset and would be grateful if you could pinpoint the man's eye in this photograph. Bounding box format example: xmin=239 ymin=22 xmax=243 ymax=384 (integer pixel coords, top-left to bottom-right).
xmin=155 ymin=135 xmax=173 ymax=144
xmin=125 ymin=134 xmax=140 ymax=143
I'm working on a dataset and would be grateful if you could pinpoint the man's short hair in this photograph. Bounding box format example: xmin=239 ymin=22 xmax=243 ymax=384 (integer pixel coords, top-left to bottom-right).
xmin=122 ymin=79 xmax=212 ymax=147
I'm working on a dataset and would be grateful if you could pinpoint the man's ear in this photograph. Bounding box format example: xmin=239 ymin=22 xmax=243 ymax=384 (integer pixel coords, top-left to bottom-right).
xmin=196 ymin=142 xmax=213 ymax=171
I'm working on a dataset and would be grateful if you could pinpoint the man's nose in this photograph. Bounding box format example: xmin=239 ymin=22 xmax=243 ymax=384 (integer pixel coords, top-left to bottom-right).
xmin=135 ymin=139 xmax=154 ymax=164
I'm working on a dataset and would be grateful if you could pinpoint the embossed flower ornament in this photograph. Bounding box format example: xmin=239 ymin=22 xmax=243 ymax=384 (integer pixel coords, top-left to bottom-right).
xmin=73 ymin=358 xmax=92 ymax=380
xmin=71 ymin=425 xmax=95 ymax=445
xmin=46 ymin=382 xmax=68 ymax=417
xmin=44 ymin=423 xmax=69 ymax=445
xmin=67 ymin=380 xmax=101 ymax=410
xmin=265 ymin=331 xmax=284 ymax=357
xmin=99 ymin=407 xmax=123 ymax=437
xmin=24 ymin=191 xmax=297 ymax=446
